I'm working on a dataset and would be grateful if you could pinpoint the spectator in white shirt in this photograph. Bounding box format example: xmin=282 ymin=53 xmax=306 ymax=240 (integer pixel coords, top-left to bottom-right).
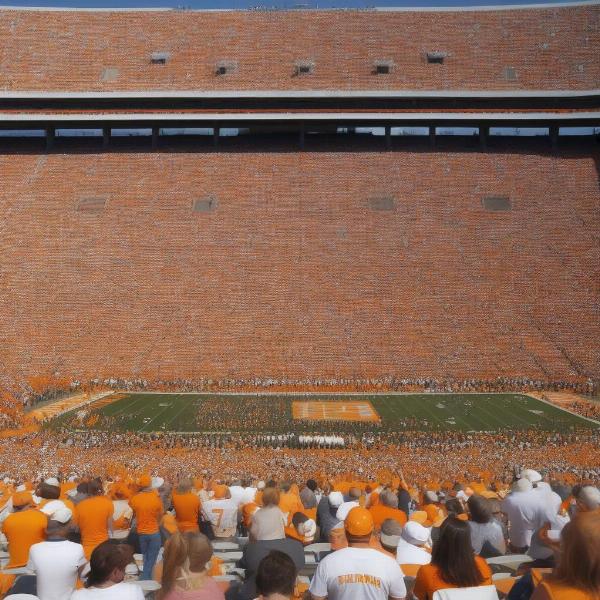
xmin=309 ymin=507 xmax=406 ymax=600
xmin=71 ymin=541 xmax=143 ymax=600
xmin=27 ymin=507 xmax=87 ymax=600
xmin=502 ymin=478 xmax=550 ymax=552
xmin=396 ymin=521 xmax=432 ymax=566
xmin=202 ymin=485 xmax=239 ymax=539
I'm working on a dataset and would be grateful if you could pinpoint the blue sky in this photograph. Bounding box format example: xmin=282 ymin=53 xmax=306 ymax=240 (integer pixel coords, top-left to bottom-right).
xmin=1 ymin=0 xmax=586 ymax=10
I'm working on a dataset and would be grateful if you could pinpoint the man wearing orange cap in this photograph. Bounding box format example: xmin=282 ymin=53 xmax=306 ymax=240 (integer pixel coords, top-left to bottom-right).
xmin=129 ymin=475 xmax=163 ymax=580
xmin=1 ymin=491 xmax=47 ymax=568
xmin=309 ymin=507 xmax=407 ymax=600
xmin=202 ymin=483 xmax=238 ymax=538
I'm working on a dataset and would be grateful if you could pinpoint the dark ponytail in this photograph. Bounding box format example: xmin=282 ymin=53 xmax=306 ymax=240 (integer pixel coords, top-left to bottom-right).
xmin=86 ymin=541 xmax=134 ymax=588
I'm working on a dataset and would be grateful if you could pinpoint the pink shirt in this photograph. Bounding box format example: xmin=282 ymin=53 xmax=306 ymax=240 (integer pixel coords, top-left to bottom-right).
xmin=162 ymin=577 xmax=225 ymax=600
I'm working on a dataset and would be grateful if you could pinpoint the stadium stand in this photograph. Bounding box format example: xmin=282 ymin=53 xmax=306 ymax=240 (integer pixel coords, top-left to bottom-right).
xmin=0 ymin=4 xmax=598 ymax=91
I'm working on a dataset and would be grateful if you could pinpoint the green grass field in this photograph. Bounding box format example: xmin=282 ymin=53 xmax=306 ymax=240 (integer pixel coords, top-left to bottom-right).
xmin=48 ymin=392 xmax=598 ymax=434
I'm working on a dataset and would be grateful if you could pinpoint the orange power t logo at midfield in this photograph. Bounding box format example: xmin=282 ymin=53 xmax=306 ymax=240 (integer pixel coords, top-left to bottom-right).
xmin=292 ymin=401 xmax=380 ymax=422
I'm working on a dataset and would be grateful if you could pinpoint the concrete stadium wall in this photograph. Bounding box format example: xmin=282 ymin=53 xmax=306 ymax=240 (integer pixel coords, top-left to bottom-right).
xmin=0 ymin=4 xmax=598 ymax=91
xmin=1 ymin=147 xmax=598 ymax=382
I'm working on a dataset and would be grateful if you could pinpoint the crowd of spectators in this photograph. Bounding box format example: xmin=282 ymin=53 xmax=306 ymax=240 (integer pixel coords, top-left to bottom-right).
xmin=0 ymin=468 xmax=599 ymax=599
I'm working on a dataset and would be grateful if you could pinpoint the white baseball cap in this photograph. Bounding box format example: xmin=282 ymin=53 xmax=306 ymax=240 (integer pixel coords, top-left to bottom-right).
xmin=328 ymin=491 xmax=344 ymax=508
xmin=520 ymin=469 xmax=542 ymax=483
xmin=401 ymin=521 xmax=430 ymax=546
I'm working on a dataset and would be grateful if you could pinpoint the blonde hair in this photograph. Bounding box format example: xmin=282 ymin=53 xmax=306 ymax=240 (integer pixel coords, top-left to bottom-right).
xmin=160 ymin=532 xmax=213 ymax=599
xmin=552 ymin=511 xmax=600 ymax=596
xmin=262 ymin=487 xmax=280 ymax=507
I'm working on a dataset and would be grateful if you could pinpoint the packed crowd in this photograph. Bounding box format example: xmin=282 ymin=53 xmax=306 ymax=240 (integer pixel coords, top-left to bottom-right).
xmin=0 ymin=466 xmax=599 ymax=600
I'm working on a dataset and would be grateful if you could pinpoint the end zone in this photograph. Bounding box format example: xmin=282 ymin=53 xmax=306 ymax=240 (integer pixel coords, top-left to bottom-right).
xmin=292 ymin=400 xmax=380 ymax=422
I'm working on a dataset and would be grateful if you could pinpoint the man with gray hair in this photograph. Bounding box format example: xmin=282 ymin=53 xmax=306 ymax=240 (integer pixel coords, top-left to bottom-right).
xmin=370 ymin=489 xmax=408 ymax=530
xmin=575 ymin=485 xmax=600 ymax=513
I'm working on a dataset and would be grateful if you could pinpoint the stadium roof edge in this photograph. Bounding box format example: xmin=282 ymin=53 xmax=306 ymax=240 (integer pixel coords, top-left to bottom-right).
xmin=2 ymin=90 xmax=599 ymax=100
xmin=0 ymin=0 xmax=598 ymax=11
xmin=2 ymin=110 xmax=599 ymax=121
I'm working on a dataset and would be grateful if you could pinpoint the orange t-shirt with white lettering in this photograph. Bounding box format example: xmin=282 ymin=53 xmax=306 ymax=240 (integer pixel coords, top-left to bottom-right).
xmin=172 ymin=491 xmax=201 ymax=532
xmin=129 ymin=491 xmax=163 ymax=535
xmin=2 ymin=509 xmax=48 ymax=567
xmin=76 ymin=495 xmax=114 ymax=559
xmin=413 ymin=556 xmax=493 ymax=600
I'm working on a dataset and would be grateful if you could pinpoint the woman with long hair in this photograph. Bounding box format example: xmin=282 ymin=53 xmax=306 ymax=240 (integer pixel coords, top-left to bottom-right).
xmin=531 ymin=511 xmax=600 ymax=600
xmin=70 ymin=541 xmax=143 ymax=599
xmin=159 ymin=531 xmax=224 ymax=600
xmin=413 ymin=516 xmax=493 ymax=600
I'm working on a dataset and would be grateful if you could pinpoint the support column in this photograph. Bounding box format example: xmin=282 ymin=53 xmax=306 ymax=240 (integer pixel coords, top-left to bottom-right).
xmin=213 ymin=126 xmax=220 ymax=147
xmin=102 ymin=127 xmax=110 ymax=150
xmin=385 ymin=125 xmax=391 ymax=151
xmin=429 ymin=126 xmax=436 ymax=149
xmin=479 ymin=125 xmax=489 ymax=150
xmin=299 ymin=122 xmax=305 ymax=150
xmin=152 ymin=126 xmax=159 ymax=150
xmin=46 ymin=127 xmax=55 ymax=152
xmin=550 ymin=125 xmax=559 ymax=152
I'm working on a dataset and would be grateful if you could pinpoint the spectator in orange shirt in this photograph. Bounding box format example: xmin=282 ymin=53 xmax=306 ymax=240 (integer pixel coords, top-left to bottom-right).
xmin=129 ymin=475 xmax=164 ymax=580
xmin=413 ymin=516 xmax=492 ymax=600
xmin=1 ymin=491 xmax=47 ymax=567
xmin=279 ymin=482 xmax=302 ymax=526
xmin=76 ymin=479 xmax=114 ymax=559
xmin=369 ymin=490 xmax=408 ymax=530
xmin=171 ymin=479 xmax=201 ymax=533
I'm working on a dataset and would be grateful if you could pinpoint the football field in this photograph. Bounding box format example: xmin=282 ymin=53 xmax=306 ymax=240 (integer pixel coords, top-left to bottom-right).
xmin=48 ymin=392 xmax=597 ymax=434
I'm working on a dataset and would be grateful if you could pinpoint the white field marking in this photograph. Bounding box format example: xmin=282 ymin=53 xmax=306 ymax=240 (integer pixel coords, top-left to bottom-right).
xmin=526 ymin=394 xmax=600 ymax=427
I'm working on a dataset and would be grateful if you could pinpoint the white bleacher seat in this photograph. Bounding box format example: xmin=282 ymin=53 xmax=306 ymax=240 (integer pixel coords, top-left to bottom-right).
xmin=492 ymin=572 xmax=512 ymax=581
xmin=486 ymin=554 xmax=533 ymax=571
xmin=214 ymin=551 xmax=243 ymax=562
xmin=4 ymin=596 xmax=40 ymax=600
xmin=433 ymin=585 xmax=499 ymax=599
xmin=303 ymin=542 xmax=331 ymax=556
xmin=304 ymin=554 xmax=317 ymax=565
xmin=214 ymin=573 xmax=243 ymax=582
xmin=213 ymin=541 xmax=241 ymax=551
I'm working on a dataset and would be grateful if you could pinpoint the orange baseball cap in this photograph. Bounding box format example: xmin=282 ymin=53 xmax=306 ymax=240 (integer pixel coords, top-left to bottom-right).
xmin=12 ymin=491 xmax=33 ymax=508
xmin=344 ymin=507 xmax=374 ymax=536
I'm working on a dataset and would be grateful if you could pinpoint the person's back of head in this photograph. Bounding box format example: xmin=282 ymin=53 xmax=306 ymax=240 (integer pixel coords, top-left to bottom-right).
xmin=575 ymin=486 xmax=600 ymax=512
xmin=37 ymin=482 xmax=60 ymax=500
xmin=86 ymin=541 xmax=134 ymax=588
xmin=553 ymin=510 xmax=600 ymax=597
xmin=160 ymin=531 xmax=213 ymax=598
xmin=76 ymin=482 xmax=89 ymax=495
xmin=176 ymin=479 xmax=192 ymax=494
xmin=432 ymin=516 xmax=484 ymax=588
xmin=348 ymin=487 xmax=361 ymax=501
xmin=380 ymin=490 xmax=399 ymax=509
xmin=280 ymin=482 xmax=291 ymax=494
xmin=445 ymin=498 xmax=465 ymax=518
xmin=467 ymin=495 xmax=492 ymax=524
xmin=380 ymin=519 xmax=403 ymax=553
xmin=262 ymin=487 xmax=280 ymax=507
xmin=255 ymin=550 xmax=297 ymax=600
xmin=87 ymin=480 xmax=103 ymax=496
xmin=306 ymin=479 xmax=317 ymax=492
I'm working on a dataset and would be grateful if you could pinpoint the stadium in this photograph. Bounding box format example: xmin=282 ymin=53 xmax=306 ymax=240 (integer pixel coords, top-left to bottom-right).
xmin=0 ymin=1 xmax=599 ymax=599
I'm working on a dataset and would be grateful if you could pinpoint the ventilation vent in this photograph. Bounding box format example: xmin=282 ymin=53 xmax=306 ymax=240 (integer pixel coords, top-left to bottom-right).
xmin=77 ymin=197 xmax=106 ymax=214
xmin=368 ymin=197 xmax=395 ymax=211
xmin=374 ymin=60 xmax=394 ymax=74
xmin=482 ymin=196 xmax=511 ymax=211
xmin=426 ymin=51 xmax=447 ymax=64
xmin=193 ymin=197 xmax=217 ymax=213
xmin=294 ymin=60 xmax=314 ymax=75
xmin=150 ymin=52 xmax=171 ymax=65
xmin=215 ymin=60 xmax=237 ymax=75
xmin=503 ymin=66 xmax=518 ymax=81
xmin=100 ymin=67 xmax=119 ymax=82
